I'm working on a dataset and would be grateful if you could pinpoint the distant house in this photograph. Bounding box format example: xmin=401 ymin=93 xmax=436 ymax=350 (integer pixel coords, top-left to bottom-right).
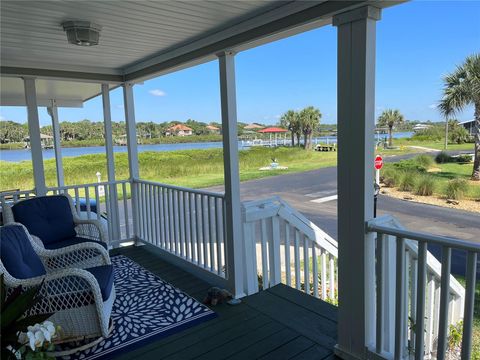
xmin=459 ymin=119 xmax=476 ymax=135
xmin=24 ymin=133 xmax=53 ymax=149
xmin=244 ymin=123 xmax=264 ymax=130
xmin=206 ymin=125 xmax=220 ymax=134
xmin=413 ymin=124 xmax=431 ymax=132
xmin=166 ymin=124 xmax=193 ymax=136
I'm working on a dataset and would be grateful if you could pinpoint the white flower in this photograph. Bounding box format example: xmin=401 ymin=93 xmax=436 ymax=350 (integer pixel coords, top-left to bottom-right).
xmin=18 ymin=320 xmax=57 ymax=351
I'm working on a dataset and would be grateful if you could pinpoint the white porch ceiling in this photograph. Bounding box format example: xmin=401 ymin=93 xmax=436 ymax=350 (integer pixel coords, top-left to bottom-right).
xmin=1 ymin=0 xmax=291 ymax=75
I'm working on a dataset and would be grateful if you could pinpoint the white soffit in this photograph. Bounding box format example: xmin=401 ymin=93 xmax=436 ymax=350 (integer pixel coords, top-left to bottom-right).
xmin=0 ymin=77 xmax=115 ymax=107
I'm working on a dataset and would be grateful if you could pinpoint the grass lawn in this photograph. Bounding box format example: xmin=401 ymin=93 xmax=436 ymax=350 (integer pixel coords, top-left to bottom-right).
xmin=0 ymin=147 xmax=337 ymax=191
xmin=394 ymin=138 xmax=475 ymax=152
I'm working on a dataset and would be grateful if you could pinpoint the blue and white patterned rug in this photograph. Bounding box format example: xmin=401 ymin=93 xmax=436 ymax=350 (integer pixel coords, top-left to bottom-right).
xmin=60 ymin=255 xmax=217 ymax=359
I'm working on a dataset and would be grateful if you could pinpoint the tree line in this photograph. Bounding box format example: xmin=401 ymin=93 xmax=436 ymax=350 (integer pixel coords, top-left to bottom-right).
xmin=279 ymin=106 xmax=322 ymax=149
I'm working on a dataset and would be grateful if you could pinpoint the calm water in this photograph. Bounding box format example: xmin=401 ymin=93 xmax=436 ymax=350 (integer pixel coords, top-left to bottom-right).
xmin=0 ymin=132 xmax=413 ymax=163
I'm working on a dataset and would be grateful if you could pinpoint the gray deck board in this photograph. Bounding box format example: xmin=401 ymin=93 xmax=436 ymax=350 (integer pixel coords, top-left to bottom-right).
xmin=110 ymin=244 xmax=338 ymax=360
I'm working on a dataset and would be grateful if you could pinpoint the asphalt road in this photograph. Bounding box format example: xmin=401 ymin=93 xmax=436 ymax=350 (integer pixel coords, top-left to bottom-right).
xmin=207 ymin=154 xmax=479 ymax=276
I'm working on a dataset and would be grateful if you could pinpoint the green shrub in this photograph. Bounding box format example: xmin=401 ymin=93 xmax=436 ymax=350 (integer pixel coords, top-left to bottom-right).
xmin=398 ymin=171 xmax=418 ymax=192
xmin=412 ymin=126 xmax=444 ymax=141
xmin=415 ymin=175 xmax=436 ymax=196
xmin=435 ymin=151 xmax=453 ymax=164
xmin=445 ymin=178 xmax=469 ymax=200
xmin=455 ymin=154 xmax=473 ymax=163
xmin=393 ymin=159 xmax=427 ymax=172
xmin=414 ymin=154 xmax=434 ymax=169
xmin=380 ymin=168 xmax=400 ymax=187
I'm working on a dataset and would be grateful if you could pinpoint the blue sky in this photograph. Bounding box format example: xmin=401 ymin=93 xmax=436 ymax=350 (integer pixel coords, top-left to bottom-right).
xmin=1 ymin=1 xmax=478 ymax=126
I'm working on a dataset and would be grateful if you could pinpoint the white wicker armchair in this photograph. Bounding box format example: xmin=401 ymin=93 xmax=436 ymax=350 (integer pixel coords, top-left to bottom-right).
xmin=0 ymin=223 xmax=115 ymax=341
xmin=3 ymin=194 xmax=109 ymax=267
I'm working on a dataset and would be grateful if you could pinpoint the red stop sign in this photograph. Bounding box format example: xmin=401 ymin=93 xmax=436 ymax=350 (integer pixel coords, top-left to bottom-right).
xmin=374 ymin=155 xmax=383 ymax=170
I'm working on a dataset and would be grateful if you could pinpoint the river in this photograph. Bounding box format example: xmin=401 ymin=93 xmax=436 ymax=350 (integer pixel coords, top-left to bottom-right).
xmin=0 ymin=132 xmax=413 ymax=163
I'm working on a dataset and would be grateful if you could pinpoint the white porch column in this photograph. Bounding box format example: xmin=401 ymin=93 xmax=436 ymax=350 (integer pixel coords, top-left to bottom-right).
xmin=218 ymin=51 xmax=244 ymax=298
xmin=47 ymin=100 xmax=64 ymax=187
xmin=123 ymin=83 xmax=139 ymax=239
xmin=23 ymin=77 xmax=47 ymax=196
xmin=102 ymin=84 xmax=120 ymax=240
xmin=333 ymin=6 xmax=380 ymax=360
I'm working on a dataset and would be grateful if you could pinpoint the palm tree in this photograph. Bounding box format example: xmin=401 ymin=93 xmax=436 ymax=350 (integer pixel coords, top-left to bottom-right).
xmin=377 ymin=109 xmax=404 ymax=147
xmin=280 ymin=110 xmax=300 ymax=147
xmin=439 ymin=53 xmax=480 ymax=181
xmin=299 ymin=106 xmax=321 ymax=149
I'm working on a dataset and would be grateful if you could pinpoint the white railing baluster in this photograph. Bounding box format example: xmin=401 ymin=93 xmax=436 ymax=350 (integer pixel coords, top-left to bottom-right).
xmin=260 ymin=218 xmax=269 ymax=289
xmin=122 ymin=182 xmax=130 ymax=239
xmin=426 ymin=274 xmax=435 ymax=358
xmin=437 ymin=246 xmax=452 ymax=360
xmin=321 ymin=250 xmax=327 ymax=300
xmin=209 ymin=197 xmax=215 ymax=271
xmin=395 ymin=236 xmax=406 ymax=360
xmin=376 ymin=233 xmax=384 ymax=354
xmin=303 ymin=235 xmax=310 ymax=295
xmin=285 ymin=222 xmax=291 ymax=287
xmin=461 ymin=251 xmax=477 ymax=360
xmin=215 ymin=198 xmax=222 ymax=275
xmin=195 ymin=194 xmax=202 ymax=266
xmin=329 ymin=254 xmax=335 ymax=300
xmin=201 ymin=195 xmax=208 ymax=268
xmin=415 ymin=241 xmax=427 ymax=360
xmin=312 ymin=245 xmax=319 ymax=298
xmin=153 ymin=185 xmax=159 ymax=246
xmin=94 ymin=185 xmax=101 ymax=220
xmin=271 ymin=216 xmax=281 ymax=285
xmin=84 ymin=186 xmax=91 ymax=219
xmin=294 ymin=230 xmax=301 ymax=290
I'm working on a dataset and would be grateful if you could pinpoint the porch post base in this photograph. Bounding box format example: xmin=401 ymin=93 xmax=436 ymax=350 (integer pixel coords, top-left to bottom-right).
xmin=334 ymin=344 xmax=365 ymax=360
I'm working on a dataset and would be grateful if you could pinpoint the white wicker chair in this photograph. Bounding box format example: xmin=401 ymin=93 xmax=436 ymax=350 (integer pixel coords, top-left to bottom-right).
xmin=0 ymin=223 xmax=115 ymax=341
xmin=3 ymin=194 xmax=109 ymax=268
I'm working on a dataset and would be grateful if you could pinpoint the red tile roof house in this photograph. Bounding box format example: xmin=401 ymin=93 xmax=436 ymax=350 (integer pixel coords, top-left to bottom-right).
xmin=165 ymin=124 xmax=193 ymax=136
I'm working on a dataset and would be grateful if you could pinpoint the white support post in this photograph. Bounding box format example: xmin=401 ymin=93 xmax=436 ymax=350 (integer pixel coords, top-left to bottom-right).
xmin=102 ymin=84 xmax=120 ymax=241
xmin=218 ymin=51 xmax=244 ymax=299
xmin=23 ymin=77 xmax=47 ymax=196
xmin=333 ymin=6 xmax=381 ymax=360
xmin=123 ymin=83 xmax=140 ymax=240
xmin=47 ymin=100 xmax=64 ymax=187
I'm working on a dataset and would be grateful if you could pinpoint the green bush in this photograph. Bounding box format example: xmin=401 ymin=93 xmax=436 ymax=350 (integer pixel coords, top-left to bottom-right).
xmin=455 ymin=154 xmax=473 ymax=163
xmin=445 ymin=178 xmax=469 ymax=200
xmin=435 ymin=151 xmax=453 ymax=164
xmin=412 ymin=126 xmax=444 ymax=141
xmin=398 ymin=171 xmax=418 ymax=192
xmin=414 ymin=154 xmax=434 ymax=169
xmin=393 ymin=158 xmax=427 ymax=172
xmin=415 ymin=175 xmax=436 ymax=196
xmin=380 ymin=168 xmax=400 ymax=187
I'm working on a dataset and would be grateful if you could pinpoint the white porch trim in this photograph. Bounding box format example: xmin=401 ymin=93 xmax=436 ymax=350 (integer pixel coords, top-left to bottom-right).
xmin=47 ymin=100 xmax=64 ymax=188
xmin=102 ymin=83 xmax=121 ymax=240
xmin=123 ymin=83 xmax=140 ymax=239
xmin=333 ymin=6 xmax=381 ymax=360
xmin=23 ymin=77 xmax=47 ymax=196
xmin=218 ymin=52 xmax=245 ymax=299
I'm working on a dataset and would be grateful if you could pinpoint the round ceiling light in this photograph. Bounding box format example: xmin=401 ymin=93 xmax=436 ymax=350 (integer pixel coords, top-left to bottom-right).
xmin=62 ymin=21 xmax=102 ymax=46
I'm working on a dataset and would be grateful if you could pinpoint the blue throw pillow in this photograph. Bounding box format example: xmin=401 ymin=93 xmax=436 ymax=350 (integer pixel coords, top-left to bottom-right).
xmin=0 ymin=225 xmax=46 ymax=279
xmin=12 ymin=195 xmax=76 ymax=246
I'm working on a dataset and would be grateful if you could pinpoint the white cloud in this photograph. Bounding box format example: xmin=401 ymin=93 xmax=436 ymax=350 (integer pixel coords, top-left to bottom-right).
xmin=429 ymin=104 xmax=437 ymax=109
xmin=149 ymin=89 xmax=166 ymax=97
xmin=274 ymin=114 xmax=281 ymax=119
xmin=115 ymin=104 xmax=123 ymax=109
xmin=0 ymin=115 xmax=5 ymax=120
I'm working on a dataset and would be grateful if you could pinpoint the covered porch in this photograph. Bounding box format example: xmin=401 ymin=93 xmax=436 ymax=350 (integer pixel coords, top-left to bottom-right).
xmin=1 ymin=1 xmax=478 ymax=359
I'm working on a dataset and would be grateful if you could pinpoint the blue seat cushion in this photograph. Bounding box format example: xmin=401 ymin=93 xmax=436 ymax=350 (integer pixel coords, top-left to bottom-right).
xmin=74 ymin=198 xmax=97 ymax=214
xmin=43 ymin=236 xmax=107 ymax=250
xmin=12 ymin=196 xmax=76 ymax=246
xmin=0 ymin=225 xmax=46 ymax=279
xmin=86 ymin=265 xmax=114 ymax=301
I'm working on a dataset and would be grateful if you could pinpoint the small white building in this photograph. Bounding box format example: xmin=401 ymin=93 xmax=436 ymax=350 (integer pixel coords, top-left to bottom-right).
xmin=459 ymin=119 xmax=476 ymax=135
xmin=412 ymin=124 xmax=431 ymax=132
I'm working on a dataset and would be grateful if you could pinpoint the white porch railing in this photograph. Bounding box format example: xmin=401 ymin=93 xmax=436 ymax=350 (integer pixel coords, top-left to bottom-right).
xmin=367 ymin=215 xmax=476 ymax=360
xmin=134 ymin=179 xmax=227 ymax=278
xmin=242 ymin=197 xmax=338 ymax=300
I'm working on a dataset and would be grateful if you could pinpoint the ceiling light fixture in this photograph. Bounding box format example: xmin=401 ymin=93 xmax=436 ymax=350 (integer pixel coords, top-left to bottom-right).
xmin=62 ymin=21 xmax=102 ymax=46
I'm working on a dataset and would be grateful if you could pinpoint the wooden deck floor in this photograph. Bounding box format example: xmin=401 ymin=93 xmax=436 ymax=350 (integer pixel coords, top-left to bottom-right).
xmin=111 ymin=244 xmax=339 ymax=360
